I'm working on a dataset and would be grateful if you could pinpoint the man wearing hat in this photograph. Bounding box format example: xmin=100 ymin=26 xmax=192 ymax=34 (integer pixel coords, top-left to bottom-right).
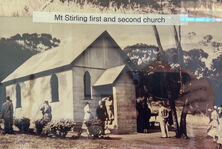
xmin=1 ymin=96 xmax=14 ymax=134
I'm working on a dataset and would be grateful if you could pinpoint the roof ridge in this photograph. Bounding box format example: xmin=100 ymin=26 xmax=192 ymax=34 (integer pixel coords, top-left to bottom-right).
xmin=1 ymin=30 xmax=113 ymax=83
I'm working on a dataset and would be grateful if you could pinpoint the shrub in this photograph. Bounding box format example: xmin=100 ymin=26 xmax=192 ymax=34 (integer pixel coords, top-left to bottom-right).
xmin=14 ymin=117 xmax=30 ymax=132
xmin=34 ymin=119 xmax=48 ymax=134
xmin=42 ymin=119 xmax=76 ymax=138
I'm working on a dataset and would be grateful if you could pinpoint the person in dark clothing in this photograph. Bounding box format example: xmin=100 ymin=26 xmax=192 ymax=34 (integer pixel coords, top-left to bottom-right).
xmin=141 ymin=98 xmax=151 ymax=132
xmin=1 ymin=96 xmax=14 ymax=134
xmin=168 ymin=110 xmax=173 ymax=127
xmin=136 ymin=97 xmax=143 ymax=133
xmin=96 ymin=100 xmax=108 ymax=134
xmin=136 ymin=97 xmax=151 ymax=133
xmin=147 ymin=105 xmax=151 ymax=129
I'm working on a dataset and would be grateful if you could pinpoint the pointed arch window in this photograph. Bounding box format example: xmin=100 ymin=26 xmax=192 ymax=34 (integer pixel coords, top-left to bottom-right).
xmin=84 ymin=71 xmax=91 ymax=99
xmin=16 ymin=83 xmax=21 ymax=108
xmin=50 ymin=74 xmax=59 ymax=102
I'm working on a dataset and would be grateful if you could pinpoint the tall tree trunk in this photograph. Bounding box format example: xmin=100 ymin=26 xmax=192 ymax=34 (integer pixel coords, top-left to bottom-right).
xmin=169 ymin=97 xmax=180 ymax=137
xmin=173 ymin=25 xmax=189 ymax=138
xmin=179 ymin=106 xmax=188 ymax=138
xmin=178 ymin=25 xmax=181 ymax=43
xmin=173 ymin=25 xmax=184 ymax=66
xmin=152 ymin=25 xmax=165 ymax=61
xmin=179 ymin=98 xmax=189 ymax=138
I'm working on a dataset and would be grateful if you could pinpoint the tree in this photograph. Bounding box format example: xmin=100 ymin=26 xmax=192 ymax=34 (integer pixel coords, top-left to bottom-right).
xmin=187 ymin=32 xmax=196 ymax=40
xmin=170 ymin=25 xmax=185 ymax=137
xmin=211 ymin=54 xmax=222 ymax=106
xmin=166 ymin=47 xmax=210 ymax=138
xmin=0 ymin=33 xmax=60 ymax=106
xmin=184 ymin=49 xmax=209 ymax=77
xmin=123 ymin=43 xmax=158 ymax=69
xmin=173 ymin=25 xmax=184 ymax=66
xmin=61 ymin=0 xmax=181 ymax=13
xmin=203 ymin=35 xmax=213 ymax=43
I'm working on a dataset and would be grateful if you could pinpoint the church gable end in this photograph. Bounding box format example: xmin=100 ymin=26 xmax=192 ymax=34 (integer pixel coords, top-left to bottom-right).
xmin=72 ymin=31 xmax=128 ymax=69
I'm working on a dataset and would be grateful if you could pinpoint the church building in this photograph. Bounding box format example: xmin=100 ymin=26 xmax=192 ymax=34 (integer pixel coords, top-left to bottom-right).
xmin=1 ymin=31 xmax=137 ymax=133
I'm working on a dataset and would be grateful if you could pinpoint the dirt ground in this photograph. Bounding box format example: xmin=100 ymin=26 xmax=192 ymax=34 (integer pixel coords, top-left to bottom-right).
xmin=0 ymin=124 xmax=217 ymax=149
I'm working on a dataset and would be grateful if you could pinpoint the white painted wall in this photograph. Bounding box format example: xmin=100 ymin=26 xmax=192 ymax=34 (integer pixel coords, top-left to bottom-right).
xmin=6 ymin=70 xmax=73 ymax=126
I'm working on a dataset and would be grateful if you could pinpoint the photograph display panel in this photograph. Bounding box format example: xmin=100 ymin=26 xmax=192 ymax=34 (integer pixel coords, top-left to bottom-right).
xmin=0 ymin=16 xmax=221 ymax=148
xmin=0 ymin=0 xmax=222 ymax=148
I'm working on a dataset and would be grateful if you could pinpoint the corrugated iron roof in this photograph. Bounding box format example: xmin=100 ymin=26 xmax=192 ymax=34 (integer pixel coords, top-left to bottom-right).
xmin=93 ymin=65 xmax=125 ymax=86
xmin=2 ymin=30 xmax=115 ymax=83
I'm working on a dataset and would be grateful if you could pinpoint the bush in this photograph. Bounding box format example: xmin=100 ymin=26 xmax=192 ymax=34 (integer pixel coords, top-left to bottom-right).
xmin=42 ymin=119 xmax=76 ymax=138
xmin=14 ymin=117 xmax=30 ymax=132
xmin=34 ymin=119 xmax=48 ymax=134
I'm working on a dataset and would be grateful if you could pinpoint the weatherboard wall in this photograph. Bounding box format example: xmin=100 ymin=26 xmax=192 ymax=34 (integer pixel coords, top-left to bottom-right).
xmin=72 ymin=34 xmax=126 ymax=122
xmin=113 ymin=72 xmax=137 ymax=133
xmin=73 ymin=33 xmax=125 ymax=69
xmin=5 ymin=70 xmax=73 ymax=125
xmin=72 ymin=66 xmax=104 ymax=122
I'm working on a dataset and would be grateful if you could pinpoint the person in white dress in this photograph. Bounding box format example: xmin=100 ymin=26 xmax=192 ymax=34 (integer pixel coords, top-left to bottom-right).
xmin=82 ymin=102 xmax=93 ymax=130
xmin=207 ymin=106 xmax=219 ymax=142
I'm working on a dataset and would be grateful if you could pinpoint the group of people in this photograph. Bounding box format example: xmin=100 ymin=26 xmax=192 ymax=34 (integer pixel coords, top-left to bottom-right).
xmin=207 ymin=105 xmax=222 ymax=148
xmin=0 ymin=96 xmax=52 ymax=135
xmin=136 ymin=96 xmax=172 ymax=138
xmin=82 ymin=96 xmax=114 ymax=136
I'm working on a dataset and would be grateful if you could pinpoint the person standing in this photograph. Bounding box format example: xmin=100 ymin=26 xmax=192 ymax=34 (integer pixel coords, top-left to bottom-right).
xmin=1 ymin=96 xmax=14 ymax=134
xmin=141 ymin=97 xmax=150 ymax=133
xmin=136 ymin=97 xmax=143 ymax=133
xmin=105 ymin=96 xmax=114 ymax=125
xmin=206 ymin=106 xmax=213 ymax=123
xmin=158 ymin=102 xmax=170 ymax=138
xmin=83 ymin=102 xmax=93 ymax=122
xmin=40 ymin=100 xmax=52 ymax=123
xmin=96 ymin=100 xmax=108 ymax=135
xmin=82 ymin=102 xmax=93 ymax=130
xmin=207 ymin=105 xmax=219 ymax=142
xmin=217 ymin=107 xmax=222 ymax=149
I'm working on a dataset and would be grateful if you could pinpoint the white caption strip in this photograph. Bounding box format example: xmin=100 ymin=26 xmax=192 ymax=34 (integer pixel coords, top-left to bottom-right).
xmin=33 ymin=11 xmax=187 ymax=25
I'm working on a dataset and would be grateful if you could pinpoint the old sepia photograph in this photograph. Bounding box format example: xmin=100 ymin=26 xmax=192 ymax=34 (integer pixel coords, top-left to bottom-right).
xmin=0 ymin=0 xmax=222 ymax=17
xmin=0 ymin=16 xmax=221 ymax=148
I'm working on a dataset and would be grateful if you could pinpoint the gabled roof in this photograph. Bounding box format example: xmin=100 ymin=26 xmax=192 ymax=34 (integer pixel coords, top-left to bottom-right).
xmin=93 ymin=65 xmax=126 ymax=86
xmin=2 ymin=30 xmax=122 ymax=83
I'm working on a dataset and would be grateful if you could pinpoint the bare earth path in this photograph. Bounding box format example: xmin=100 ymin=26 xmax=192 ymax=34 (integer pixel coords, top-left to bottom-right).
xmin=0 ymin=124 xmax=216 ymax=149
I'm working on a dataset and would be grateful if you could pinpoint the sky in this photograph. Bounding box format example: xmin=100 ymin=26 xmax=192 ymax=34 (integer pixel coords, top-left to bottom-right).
xmin=0 ymin=17 xmax=221 ymax=51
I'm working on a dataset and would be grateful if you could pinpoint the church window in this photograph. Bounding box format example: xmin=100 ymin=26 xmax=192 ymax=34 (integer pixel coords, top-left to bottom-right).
xmin=84 ymin=71 xmax=91 ymax=99
xmin=50 ymin=74 xmax=59 ymax=102
xmin=16 ymin=83 xmax=21 ymax=108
